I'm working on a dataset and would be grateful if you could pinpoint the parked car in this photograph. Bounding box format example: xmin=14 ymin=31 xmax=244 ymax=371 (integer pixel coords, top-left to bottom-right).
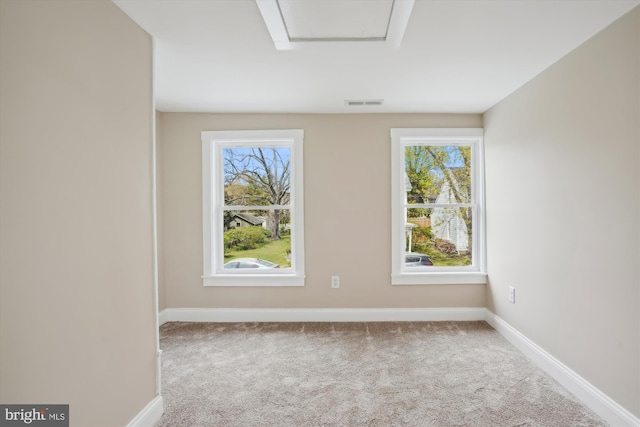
xmin=405 ymin=253 xmax=434 ymax=266
xmin=224 ymin=258 xmax=280 ymax=269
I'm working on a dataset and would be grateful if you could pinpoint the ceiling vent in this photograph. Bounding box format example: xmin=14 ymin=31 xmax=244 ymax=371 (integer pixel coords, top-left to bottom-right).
xmin=256 ymin=0 xmax=414 ymax=50
xmin=345 ymin=99 xmax=384 ymax=106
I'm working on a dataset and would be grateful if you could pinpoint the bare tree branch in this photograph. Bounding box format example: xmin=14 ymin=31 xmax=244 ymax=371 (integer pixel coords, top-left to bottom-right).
xmin=223 ymin=146 xmax=291 ymax=239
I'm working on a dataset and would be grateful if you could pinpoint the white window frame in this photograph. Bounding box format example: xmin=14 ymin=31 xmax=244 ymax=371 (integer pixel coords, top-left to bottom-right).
xmin=390 ymin=128 xmax=486 ymax=285
xmin=202 ymin=129 xmax=305 ymax=286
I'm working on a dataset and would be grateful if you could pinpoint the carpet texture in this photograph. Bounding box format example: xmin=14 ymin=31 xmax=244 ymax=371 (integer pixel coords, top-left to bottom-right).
xmin=157 ymin=321 xmax=606 ymax=426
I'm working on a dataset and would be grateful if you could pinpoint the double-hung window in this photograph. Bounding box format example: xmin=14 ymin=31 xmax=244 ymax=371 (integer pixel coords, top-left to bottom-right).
xmin=391 ymin=128 xmax=486 ymax=285
xmin=202 ymin=129 xmax=305 ymax=286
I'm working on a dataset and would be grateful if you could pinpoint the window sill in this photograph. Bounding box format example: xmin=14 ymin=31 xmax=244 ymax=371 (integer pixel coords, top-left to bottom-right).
xmin=391 ymin=272 xmax=487 ymax=285
xmin=203 ymin=274 xmax=305 ymax=287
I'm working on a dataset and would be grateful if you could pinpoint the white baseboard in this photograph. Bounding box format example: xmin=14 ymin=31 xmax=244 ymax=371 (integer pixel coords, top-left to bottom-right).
xmin=158 ymin=307 xmax=485 ymax=323
xmin=485 ymin=309 xmax=639 ymax=427
xmin=126 ymin=395 xmax=163 ymax=427
xmin=158 ymin=308 xmax=170 ymax=326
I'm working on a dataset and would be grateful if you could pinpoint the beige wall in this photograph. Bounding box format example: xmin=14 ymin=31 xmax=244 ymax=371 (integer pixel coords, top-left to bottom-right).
xmin=484 ymin=7 xmax=640 ymax=416
xmin=0 ymin=1 xmax=158 ymax=425
xmin=159 ymin=113 xmax=485 ymax=309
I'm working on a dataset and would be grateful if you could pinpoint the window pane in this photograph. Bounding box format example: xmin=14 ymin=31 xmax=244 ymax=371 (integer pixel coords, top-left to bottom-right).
xmin=222 ymin=209 xmax=292 ymax=269
xmin=404 ymin=145 xmax=471 ymax=204
xmin=404 ymin=207 xmax=472 ymax=267
xmin=223 ymin=146 xmax=291 ymax=207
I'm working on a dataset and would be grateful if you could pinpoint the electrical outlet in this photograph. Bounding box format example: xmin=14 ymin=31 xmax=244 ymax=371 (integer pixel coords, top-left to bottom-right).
xmin=331 ymin=276 xmax=340 ymax=289
xmin=508 ymin=286 xmax=516 ymax=304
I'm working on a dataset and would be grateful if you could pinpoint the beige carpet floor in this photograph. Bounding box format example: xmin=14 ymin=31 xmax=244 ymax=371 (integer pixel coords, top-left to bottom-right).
xmin=157 ymin=321 xmax=606 ymax=426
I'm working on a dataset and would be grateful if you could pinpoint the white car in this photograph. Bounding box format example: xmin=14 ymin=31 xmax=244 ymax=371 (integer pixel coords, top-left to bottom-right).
xmin=223 ymin=258 xmax=280 ymax=269
xmin=404 ymin=253 xmax=434 ymax=266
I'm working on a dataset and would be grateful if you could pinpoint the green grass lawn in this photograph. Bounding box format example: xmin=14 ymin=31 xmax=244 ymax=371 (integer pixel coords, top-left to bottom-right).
xmin=427 ymin=250 xmax=471 ymax=266
xmin=414 ymin=243 xmax=471 ymax=266
xmin=224 ymin=235 xmax=291 ymax=267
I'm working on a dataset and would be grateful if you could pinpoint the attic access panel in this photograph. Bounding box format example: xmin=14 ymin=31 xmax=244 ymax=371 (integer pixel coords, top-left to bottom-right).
xmin=256 ymin=0 xmax=414 ymax=49
xmin=281 ymin=0 xmax=393 ymax=41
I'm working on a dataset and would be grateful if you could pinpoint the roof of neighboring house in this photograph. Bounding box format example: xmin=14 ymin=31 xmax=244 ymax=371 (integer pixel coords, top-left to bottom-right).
xmin=404 ymin=171 xmax=412 ymax=192
xmin=231 ymin=212 xmax=264 ymax=226
xmin=436 ymin=167 xmax=470 ymax=203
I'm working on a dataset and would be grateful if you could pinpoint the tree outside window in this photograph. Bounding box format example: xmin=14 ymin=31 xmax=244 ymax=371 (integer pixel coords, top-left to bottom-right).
xmin=405 ymin=145 xmax=472 ymax=266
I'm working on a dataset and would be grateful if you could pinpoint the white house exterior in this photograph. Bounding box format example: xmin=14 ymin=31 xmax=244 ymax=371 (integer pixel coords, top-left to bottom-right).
xmin=431 ymin=179 xmax=469 ymax=253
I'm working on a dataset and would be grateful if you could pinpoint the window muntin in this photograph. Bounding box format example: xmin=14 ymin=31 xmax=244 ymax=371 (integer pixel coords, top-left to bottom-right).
xmin=391 ymin=128 xmax=486 ymax=285
xmin=202 ymin=130 xmax=304 ymax=286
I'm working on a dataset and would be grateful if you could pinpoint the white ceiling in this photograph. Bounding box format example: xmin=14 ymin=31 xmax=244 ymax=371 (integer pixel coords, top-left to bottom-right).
xmin=113 ymin=0 xmax=639 ymax=114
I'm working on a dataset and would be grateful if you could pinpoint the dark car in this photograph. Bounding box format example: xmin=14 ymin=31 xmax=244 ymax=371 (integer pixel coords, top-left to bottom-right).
xmin=405 ymin=253 xmax=434 ymax=266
